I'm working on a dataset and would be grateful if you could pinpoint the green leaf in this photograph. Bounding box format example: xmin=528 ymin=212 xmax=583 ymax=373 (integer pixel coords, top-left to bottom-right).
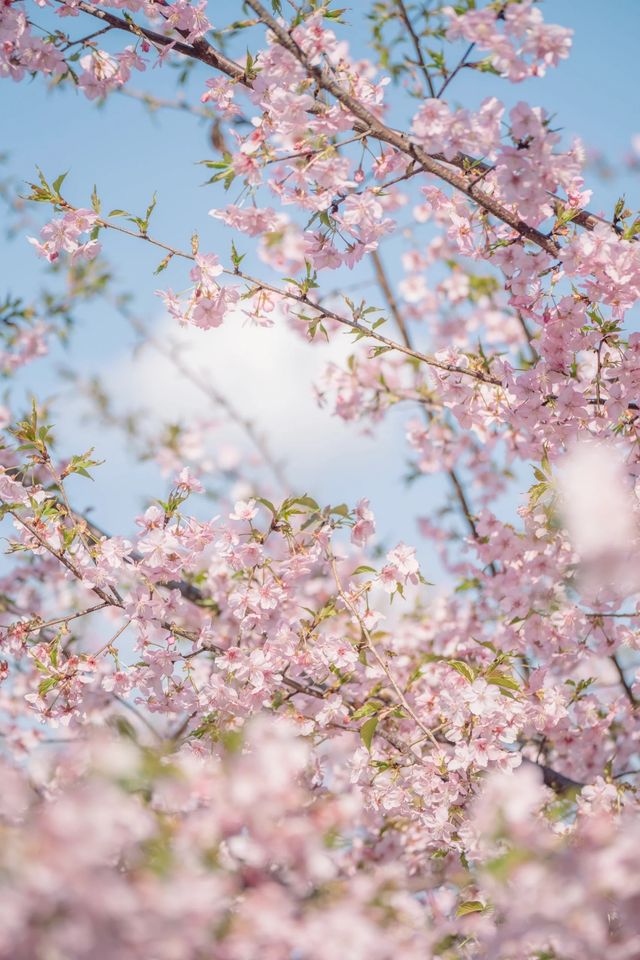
xmin=351 ymin=699 xmax=384 ymax=721
xmin=528 ymin=481 xmax=548 ymax=505
xmin=353 ymin=565 xmax=376 ymax=575
xmin=456 ymin=900 xmax=485 ymax=917
xmin=360 ymin=715 xmax=378 ymax=752
xmin=141 ymin=191 xmax=158 ymax=231
xmin=448 ymin=660 xmax=476 ymax=683
xmin=38 ymin=676 xmax=59 ymax=698
xmin=623 ymin=216 xmax=640 ymax=240
xmin=231 ymin=240 xmax=244 ymax=269
xmin=613 ymin=195 xmax=627 ymax=223
xmin=455 ymin=577 xmax=480 ymax=593
xmin=293 ymin=495 xmax=320 ymax=511
xmin=154 ymin=253 xmax=173 ymax=275
xmin=486 ymin=671 xmax=520 ymax=693
xmin=64 ymin=448 xmax=103 ymax=481
xmin=52 ymin=171 xmax=68 ymax=197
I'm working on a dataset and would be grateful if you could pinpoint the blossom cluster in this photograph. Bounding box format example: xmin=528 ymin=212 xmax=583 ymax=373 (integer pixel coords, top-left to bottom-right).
xmin=445 ymin=1 xmax=573 ymax=82
xmin=28 ymin=207 xmax=101 ymax=264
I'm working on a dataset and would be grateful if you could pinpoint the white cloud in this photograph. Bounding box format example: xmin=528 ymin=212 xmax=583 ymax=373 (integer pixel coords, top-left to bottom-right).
xmin=48 ymin=308 xmax=441 ymax=568
xmin=104 ymin=309 xmax=402 ymax=494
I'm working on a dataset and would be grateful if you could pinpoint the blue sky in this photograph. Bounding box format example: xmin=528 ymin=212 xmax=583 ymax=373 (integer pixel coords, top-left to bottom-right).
xmin=1 ymin=0 xmax=639 ymax=559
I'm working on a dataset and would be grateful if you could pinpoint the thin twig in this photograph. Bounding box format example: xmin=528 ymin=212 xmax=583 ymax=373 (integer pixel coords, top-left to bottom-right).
xmin=13 ymin=602 xmax=110 ymax=637
xmin=64 ymin=202 xmax=503 ymax=386
xmin=330 ymin=554 xmax=440 ymax=749
xmin=394 ymin=0 xmax=436 ymax=97
xmin=68 ymin=0 xmax=623 ymax=243
xmin=58 ymin=0 xmax=248 ymax=82
xmin=245 ymin=0 xmax=560 ymax=258
xmin=611 ymin=654 xmax=638 ymax=708
xmin=369 ymin=248 xmax=495 ymax=557
xmin=437 ymin=41 xmax=475 ymax=98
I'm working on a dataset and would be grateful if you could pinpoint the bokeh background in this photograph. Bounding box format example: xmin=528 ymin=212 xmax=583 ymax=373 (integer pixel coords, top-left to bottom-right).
xmin=2 ymin=0 xmax=639 ymax=563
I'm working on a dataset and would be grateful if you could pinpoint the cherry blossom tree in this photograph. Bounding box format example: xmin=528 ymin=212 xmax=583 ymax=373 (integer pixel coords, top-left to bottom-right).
xmin=1 ymin=1 xmax=640 ymax=957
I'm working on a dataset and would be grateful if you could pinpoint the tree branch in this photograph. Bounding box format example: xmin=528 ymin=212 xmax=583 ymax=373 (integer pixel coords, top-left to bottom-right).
xmin=369 ymin=249 xmax=495 ymax=557
xmin=58 ymin=0 xmax=248 ymax=82
xmin=394 ymin=0 xmax=436 ymax=97
xmin=66 ymin=2 xmax=622 ymax=244
xmin=611 ymin=654 xmax=638 ymax=708
xmin=57 ymin=201 xmax=501 ymax=385
xmin=245 ymin=0 xmax=560 ymax=258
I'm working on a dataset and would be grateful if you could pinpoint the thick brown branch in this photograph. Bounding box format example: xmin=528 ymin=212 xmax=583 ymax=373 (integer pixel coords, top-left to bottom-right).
xmin=245 ymin=0 xmax=559 ymax=258
xmin=60 ymin=0 xmax=248 ymax=82
xmin=67 ymin=2 xmax=621 ymax=244
xmin=521 ymin=756 xmax=583 ymax=793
